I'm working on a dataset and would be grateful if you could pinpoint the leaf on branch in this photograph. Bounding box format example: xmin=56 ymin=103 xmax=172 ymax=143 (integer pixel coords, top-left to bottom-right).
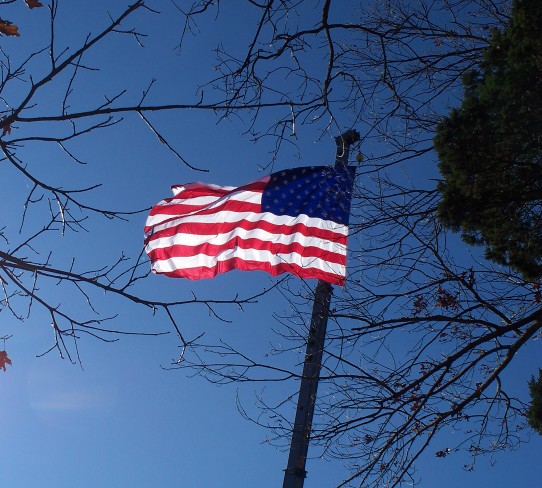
xmin=24 ymin=0 xmax=43 ymax=8
xmin=412 ymin=294 xmax=427 ymax=315
xmin=436 ymin=285 xmax=459 ymax=310
xmin=0 ymin=19 xmax=20 ymax=37
xmin=0 ymin=351 xmax=12 ymax=372
xmin=1 ymin=117 xmax=12 ymax=136
xmin=534 ymin=283 xmax=541 ymax=303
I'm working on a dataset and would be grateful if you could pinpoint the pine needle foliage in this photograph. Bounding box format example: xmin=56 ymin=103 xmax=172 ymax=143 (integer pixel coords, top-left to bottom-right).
xmin=528 ymin=369 xmax=542 ymax=435
xmin=434 ymin=0 xmax=542 ymax=279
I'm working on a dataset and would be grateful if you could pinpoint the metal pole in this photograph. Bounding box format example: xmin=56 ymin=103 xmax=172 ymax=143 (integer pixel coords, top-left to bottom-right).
xmin=282 ymin=130 xmax=359 ymax=488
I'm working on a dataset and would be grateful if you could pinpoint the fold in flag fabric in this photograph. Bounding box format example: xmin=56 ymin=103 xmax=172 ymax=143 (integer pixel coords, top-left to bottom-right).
xmin=144 ymin=165 xmax=356 ymax=285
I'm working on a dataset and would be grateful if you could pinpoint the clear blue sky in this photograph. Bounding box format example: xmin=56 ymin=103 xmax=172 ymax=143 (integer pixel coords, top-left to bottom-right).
xmin=1 ymin=1 xmax=540 ymax=487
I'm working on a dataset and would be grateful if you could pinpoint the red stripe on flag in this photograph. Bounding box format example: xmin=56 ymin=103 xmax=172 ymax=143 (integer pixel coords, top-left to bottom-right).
xmin=148 ymin=199 xmax=262 ymax=221
xmin=170 ymin=179 xmax=267 ymax=199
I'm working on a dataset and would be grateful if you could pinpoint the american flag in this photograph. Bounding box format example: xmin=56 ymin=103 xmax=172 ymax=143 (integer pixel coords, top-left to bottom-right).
xmin=144 ymin=165 xmax=356 ymax=285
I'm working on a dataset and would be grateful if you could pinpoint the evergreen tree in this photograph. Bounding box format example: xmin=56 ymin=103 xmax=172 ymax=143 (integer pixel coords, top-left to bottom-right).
xmin=434 ymin=0 xmax=542 ymax=279
xmin=528 ymin=369 xmax=542 ymax=435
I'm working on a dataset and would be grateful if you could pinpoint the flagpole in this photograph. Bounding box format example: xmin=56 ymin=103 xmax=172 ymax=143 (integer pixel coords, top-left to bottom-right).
xmin=282 ymin=130 xmax=360 ymax=488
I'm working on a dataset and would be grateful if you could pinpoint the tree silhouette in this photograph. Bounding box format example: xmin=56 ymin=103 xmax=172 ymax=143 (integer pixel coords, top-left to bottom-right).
xmin=435 ymin=0 xmax=542 ymax=280
xmin=174 ymin=1 xmax=542 ymax=486
xmin=527 ymin=369 xmax=542 ymax=435
xmin=2 ymin=1 xmax=540 ymax=487
xmin=0 ymin=0 xmax=266 ymax=363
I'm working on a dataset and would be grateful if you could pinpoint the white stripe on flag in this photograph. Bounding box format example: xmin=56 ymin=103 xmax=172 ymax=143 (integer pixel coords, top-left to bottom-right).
xmin=145 ymin=211 xmax=348 ymax=239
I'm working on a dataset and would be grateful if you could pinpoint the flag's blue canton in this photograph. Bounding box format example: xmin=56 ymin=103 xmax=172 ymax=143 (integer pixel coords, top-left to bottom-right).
xmin=261 ymin=165 xmax=356 ymax=225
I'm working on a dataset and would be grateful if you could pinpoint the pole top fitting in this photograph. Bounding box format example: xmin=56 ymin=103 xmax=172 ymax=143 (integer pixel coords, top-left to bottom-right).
xmin=335 ymin=129 xmax=360 ymax=165
xmin=335 ymin=129 xmax=360 ymax=148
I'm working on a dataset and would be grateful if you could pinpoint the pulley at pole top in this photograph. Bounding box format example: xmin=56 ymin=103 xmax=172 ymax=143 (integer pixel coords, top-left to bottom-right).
xmin=334 ymin=129 xmax=361 ymax=165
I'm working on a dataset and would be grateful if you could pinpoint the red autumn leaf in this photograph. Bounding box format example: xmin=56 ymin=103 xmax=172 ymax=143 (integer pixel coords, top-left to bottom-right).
xmin=0 ymin=19 xmax=20 ymax=37
xmin=1 ymin=117 xmax=12 ymax=136
xmin=0 ymin=350 xmax=12 ymax=372
xmin=24 ymin=0 xmax=44 ymax=8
